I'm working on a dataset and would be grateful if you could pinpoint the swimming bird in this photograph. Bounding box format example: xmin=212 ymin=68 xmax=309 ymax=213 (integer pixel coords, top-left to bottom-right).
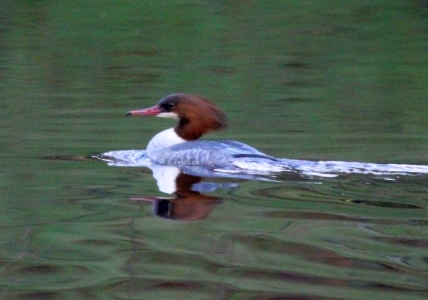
xmin=126 ymin=93 xmax=278 ymax=167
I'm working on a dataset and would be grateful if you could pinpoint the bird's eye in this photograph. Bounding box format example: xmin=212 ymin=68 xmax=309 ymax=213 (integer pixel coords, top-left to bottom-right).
xmin=164 ymin=102 xmax=176 ymax=110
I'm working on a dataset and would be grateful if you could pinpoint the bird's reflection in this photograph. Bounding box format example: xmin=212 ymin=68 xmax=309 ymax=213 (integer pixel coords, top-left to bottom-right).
xmin=130 ymin=166 xmax=236 ymax=221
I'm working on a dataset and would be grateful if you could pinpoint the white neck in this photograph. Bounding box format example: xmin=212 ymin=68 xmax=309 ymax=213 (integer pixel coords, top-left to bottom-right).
xmin=146 ymin=128 xmax=186 ymax=156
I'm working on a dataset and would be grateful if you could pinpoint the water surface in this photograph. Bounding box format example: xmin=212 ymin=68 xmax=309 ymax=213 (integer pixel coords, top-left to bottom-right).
xmin=1 ymin=1 xmax=428 ymax=299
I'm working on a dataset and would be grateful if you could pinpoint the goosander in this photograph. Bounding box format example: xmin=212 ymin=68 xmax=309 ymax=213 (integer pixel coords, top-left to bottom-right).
xmin=126 ymin=93 xmax=278 ymax=167
xmin=98 ymin=93 xmax=428 ymax=179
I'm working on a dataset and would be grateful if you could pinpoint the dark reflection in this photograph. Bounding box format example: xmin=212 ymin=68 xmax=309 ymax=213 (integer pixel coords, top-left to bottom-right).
xmin=131 ymin=168 xmax=226 ymax=221
xmin=15 ymin=292 xmax=61 ymax=300
xmin=351 ymin=200 xmax=423 ymax=209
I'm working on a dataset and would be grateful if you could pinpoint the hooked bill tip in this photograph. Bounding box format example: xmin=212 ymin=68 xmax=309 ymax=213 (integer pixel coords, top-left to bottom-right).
xmin=126 ymin=111 xmax=132 ymax=116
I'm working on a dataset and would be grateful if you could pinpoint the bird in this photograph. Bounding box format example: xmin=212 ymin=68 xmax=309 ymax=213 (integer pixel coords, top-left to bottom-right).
xmin=126 ymin=93 xmax=277 ymax=167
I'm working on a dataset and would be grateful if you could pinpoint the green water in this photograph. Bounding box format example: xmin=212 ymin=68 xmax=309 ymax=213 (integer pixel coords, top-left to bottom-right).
xmin=1 ymin=1 xmax=428 ymax=299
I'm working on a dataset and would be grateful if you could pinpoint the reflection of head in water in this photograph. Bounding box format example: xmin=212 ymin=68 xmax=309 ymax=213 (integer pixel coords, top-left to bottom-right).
xmin=132 ymin=171 xmax=222 ymax=222
xmin=155 ymin=173 xmax=221 ymax=221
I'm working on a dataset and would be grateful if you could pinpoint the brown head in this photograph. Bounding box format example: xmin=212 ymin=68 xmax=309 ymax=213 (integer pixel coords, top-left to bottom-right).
xmin=126 ymin=94 xmax=228 ymax=140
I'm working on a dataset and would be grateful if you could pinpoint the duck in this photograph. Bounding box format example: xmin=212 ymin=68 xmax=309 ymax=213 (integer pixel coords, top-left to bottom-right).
xmin=100 ymin=93 xmax=428 ymax=178
xmin=126 ymin=93 xmax=278 ymax=166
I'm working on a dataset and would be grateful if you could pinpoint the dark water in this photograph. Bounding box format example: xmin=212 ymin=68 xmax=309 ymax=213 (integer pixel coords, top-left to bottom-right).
xmin=1 ymin=1 xmax=428 ymax=299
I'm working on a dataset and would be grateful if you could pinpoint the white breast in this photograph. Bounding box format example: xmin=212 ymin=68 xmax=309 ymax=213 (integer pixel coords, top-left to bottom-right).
xmin=146 ymin=128 xmax=186 ymax=157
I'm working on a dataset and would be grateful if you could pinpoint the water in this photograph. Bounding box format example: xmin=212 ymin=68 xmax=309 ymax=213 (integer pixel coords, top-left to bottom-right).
xmin=1 ymin=1 xmax=428 ymax=299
